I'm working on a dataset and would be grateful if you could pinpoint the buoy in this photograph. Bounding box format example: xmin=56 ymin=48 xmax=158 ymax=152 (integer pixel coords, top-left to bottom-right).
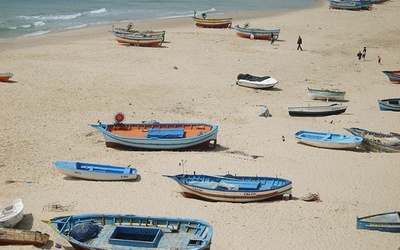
xmin=114 ymin=112 xmax=125 ymax=123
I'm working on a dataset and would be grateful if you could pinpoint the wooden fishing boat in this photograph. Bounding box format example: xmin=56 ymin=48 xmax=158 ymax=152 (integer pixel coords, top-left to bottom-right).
xmin=116 ymin=36 xmax=164 ymax=47
xmin=236 ymin=74 xmax=278 ymax=89
xmin=0 ymin=228 xmax=50 ymax=246
xmin=329 ymin=0 xmax=362 ymax=10
xmin=307 ymin=87 xmax=346 ymax=101
xmin=163 ymin=173 xmax=292 ymax=202
xmin=345 ymin=127 xmax=400 ymax=153
xmin=357 ymin=211 xmax=400 ymax=233
xmin=0 ymin=72 xmax=13 ymax=82
xmin=43 ymin=213 xmax=213 ymax=250
xmin=288 ymin=103 xmax=348 ymax=116
xmin=191 ymin=16 xmax=232 ymax=28
xmin=294 ymin=130 xmax=363 ymax=149
xmin=90 ymin=114 xmax=218 ymax=150
xmin=378 ymin=98 xmax=400 ymax=111
xmin=54 ymin=161 xmax=138 ymax=181
xmin=0 ymin=198 xmax=24 ymax=228
xmin=382 ymin=71 xmax=400 ymax=83
xmin=234 ymin=24 xmax=280 ymax=40
xmin=110 ymin=30 xmax=166 ymax=42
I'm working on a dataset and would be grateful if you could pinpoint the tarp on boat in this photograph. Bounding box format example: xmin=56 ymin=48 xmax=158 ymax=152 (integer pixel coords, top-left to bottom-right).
xmin=237 ymin=74 xmax=270 ymax=82
xmin=69 ymin=223 xmax=102 ymax=242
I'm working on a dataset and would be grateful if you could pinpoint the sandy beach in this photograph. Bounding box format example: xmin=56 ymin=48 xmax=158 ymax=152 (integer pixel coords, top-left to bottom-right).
xmin=1 ymin=0 xmax=399 ymax=249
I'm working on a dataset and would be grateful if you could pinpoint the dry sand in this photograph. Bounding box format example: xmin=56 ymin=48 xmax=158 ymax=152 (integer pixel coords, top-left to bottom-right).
xmin=1 ymin=1 xmax=399 ymax=249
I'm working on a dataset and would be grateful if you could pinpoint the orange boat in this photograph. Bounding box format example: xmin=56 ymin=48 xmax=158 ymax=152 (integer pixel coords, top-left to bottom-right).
xmin=0 ymin=72 xmax=13 ymax=82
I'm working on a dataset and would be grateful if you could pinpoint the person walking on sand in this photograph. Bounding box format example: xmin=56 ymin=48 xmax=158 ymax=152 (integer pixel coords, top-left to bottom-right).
xmin=362 ymin=47 xmax=366 ymax=60
xmin=270 ymin=32 xmax=275 ymax=45
xmin=297 ymin=36 xmax=303 ymax=50
xmin=357 ymin=51 xmax=362 ymax=60
xmin=378 ymin=55 xmax=381 ymax=64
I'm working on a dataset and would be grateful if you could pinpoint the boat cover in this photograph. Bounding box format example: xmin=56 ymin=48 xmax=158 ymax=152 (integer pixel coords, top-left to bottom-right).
xmin=69 ymin=223 xmax=102 ymax=242
xmin=147 ymin=128 xmax=185 ymax=138
xmin=237 ymin=74 xmax=270 ymax=82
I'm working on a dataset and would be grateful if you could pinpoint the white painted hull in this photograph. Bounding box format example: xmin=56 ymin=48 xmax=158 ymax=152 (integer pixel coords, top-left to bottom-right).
xmin=236 ymin=77 xmax=278 ymax=89
xmin=295 ymin=138 xmax=361 ymax=149
xmin=307 ymin=88 xmax=346 ymax=101
xmin=0 ymin=198 xmax=24 ymax=228
xmin=55 ymin=167 xmax=137 ymax=181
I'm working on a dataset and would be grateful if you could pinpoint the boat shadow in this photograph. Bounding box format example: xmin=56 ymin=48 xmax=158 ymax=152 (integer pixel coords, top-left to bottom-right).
xmin=62 ymin=174 xmax=142 ymax=182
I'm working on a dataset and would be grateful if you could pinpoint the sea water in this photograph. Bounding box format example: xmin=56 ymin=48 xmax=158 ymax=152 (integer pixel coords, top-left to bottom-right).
xmin=0 ymin=0 xmax=317 ymax=40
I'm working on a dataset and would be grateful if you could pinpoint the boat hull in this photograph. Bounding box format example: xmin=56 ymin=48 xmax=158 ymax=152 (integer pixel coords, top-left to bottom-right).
xmin=329 ymin=1 xmax=362 ymax=10
xmin=117 ymin=37 xmax=163 ymax=47
xmin=192 ymin=17 xmax=232 ymax=28
xmin=288 ymin=104 xmax=347 ymax=116
xmin=345 ymin=127 xmax=400 ymax=153
xmin=54 ymin=161 xmax=138 ymax=181
xmin=234 ymin=25 xmax=280 ymax=40
xmin=294 ymin=130 xmax=363 ymax=149
xmin=0 ymin=72 xmax=13 ymax=82
xmin=0 ymin=228 xmax=50 ymax=246
xmin=236 ymin=75 xmax=278 ymax=89
xmin=90 ymin=122 xmax=218 ymax=150
xmin=164 ymin=174 xmax=292 ymax=203
xmin=378 ymin=98 xmax=400 ymax=111
xmin=0 ymin=198 xmax=24 ymax=228
xmin=357 ymin=211 xmax=400 ymax=233
xmin=382 ymin=71 xmax=400 ymax=83
xmin=307 ymin=87 xmax=346 ymax=101
xmin=43 ymin=213 xmax=213 ymax=250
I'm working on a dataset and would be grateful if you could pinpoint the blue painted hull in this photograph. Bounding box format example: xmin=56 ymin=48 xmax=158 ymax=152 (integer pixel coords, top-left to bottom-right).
xmin=234 ymin=25 xmax=280 ymax=40
xmin=43 ymin=213 xmax=213 ymax=250
xmin=382 ymin=71 xmax=400 ymax=83
xmin=378 ymin=98 xmax=400 ymax=111
xmin=294 ymin=130 xmax=363 ymax=149
xmin=357 ymin=211 xmax=400 ymax=233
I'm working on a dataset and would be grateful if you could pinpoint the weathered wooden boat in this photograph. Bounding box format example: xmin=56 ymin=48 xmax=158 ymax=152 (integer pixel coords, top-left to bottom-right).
xmin=307 ymin=87 xmax=346 ymax=101
xmin=329 ymin=0 xmax=362 ymax=10
xmin=288 ymin=103 xmax=348 ymax=116
xmin=192 ymin=16 xmax=232 ymax=28
xmin=163 ymin=173 xmax=292 ymax=202
xmin=382 ymin=71 xmax=400 ymax=83
xmin=0 ymin=228 xmax=50 ymax=246
xmin=110 ymin=30 xmax=166 ymax=42
xmin=54 ymin=161 xmax=138 ymax=181
xmin=294 ymin=130 xmax=363 ymax=149
xmin=345 ymin=127 xmax=400 ymax=153
xmin=90 ymin=115 xmax=218 ymax=150
xmin=357 ymin=211 xmax=400 ymax=233
xmin=116 ymin=36 xmax=164 ymax=47
xmin=43 ymin=213 xmax=213 ymax=250
xmin=0 ymin=72 xmax=13 ymax=82
xmin=234 ymin=24 xmax=280 ymax=40
xmin=0 ymin=198 xmax=24 ymax=228
xmin=378 ymin=98 xmax=400 ymax=111
xmin=236 ymin=74 xmax=278 ymax=89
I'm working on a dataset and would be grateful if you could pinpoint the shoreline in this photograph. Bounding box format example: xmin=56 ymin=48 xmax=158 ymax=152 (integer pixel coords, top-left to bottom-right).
xmin=1 ymin=0 xmax=400 ymax=249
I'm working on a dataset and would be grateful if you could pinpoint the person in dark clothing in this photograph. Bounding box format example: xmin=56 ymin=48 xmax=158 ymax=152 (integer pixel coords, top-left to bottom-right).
xmin=357 ymin=51 xmax=362 ymax=60
xmin=297 ymin=36 xmax=303 ymax=50
xmin=270 ymin=32 xmax=275 ymax=45
xmin=362 ymin=47 xmax=366 ymax=60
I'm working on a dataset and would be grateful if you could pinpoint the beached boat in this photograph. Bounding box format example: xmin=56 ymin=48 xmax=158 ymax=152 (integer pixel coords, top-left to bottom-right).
xmin=0 ymin=228 xmax=50 ymax=246
xmin=378 ymin=98 xmax=400 ymax=111
xmin=307 ymin=87 xmax=346 ymax=101
xmin=329 ymin=0 xmax=362 ymax=10
xmin=110 ymin=30 xmax=166 ymax=42
xmin=0 ymin=72 xmax=13 ymax=82
xmin=234 ymin=24 xmax=280 ymax=40
xmin=288 ymin=103 xmax=348 ymax=116
xmin=54 ymin=161 xmax=138 ymax=181
xmin=345 ymin=127 xmax=400 ymax=153
xmin=357 ymin=211 xmax=400 ymax=233
xmin=192 ymin=16 xmax=232 ymax=28
xmin=236 ymin=74 xmax=278 ymax=89
xmin=43 ymin=213 xmax=213 ymax=250
xmin=90 ymin=116 xmax=218 ymax=150
xmin=294 ymin=130 xmax=363 ymax=149
xmin=116 ymin=36 xmax=164 ymax=47
xmin=163 ymin=173 xmax=292 ymax=202
xmin=0 ymin=198 xmax=24 ymax=228
xmin=382 ymin=71 xmax=400 ymax=83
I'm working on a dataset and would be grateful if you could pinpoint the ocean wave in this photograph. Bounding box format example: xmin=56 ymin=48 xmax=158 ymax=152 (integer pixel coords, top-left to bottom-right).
xmin=20 ymin=30 xmax=50 ymax=38
xmin=16 ymin=8 xmax=107 ymax=22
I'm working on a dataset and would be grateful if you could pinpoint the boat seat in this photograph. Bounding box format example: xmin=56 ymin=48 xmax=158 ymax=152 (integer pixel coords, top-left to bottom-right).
xmin=147 ymin=128 xmax=184 ymax=138
xmin=123 ymin=168 xmax=131 ymax=174
xmin=220 ymin=180 xmax=260 ymax=190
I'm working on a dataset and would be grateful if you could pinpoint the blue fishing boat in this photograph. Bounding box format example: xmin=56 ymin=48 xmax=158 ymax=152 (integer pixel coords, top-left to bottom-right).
xmin=382 ymin=71 xmax=400 ymax=83
xmin=329 ymin=0 xmax=362 ymax=10
xmin=357 ymin=211 xmax=400 ymax=233
xmin=234 ymin=24 xmax=280 ymax=40
xmin=53 ymin=161 xmax=138 ymax=181
xmin=163 ymin=173 xmax=292 ymax=202
xmin=90 ymin=115 xmax=218 ymax=150
xmin=345 ymin=127 xmax=400 ymax=153
xmin=378 ymin=98 xmax=400 ymax=111
xmin=294 ymin=130 xmax=363 ymax=149
xmin=43 ymin=213 xmax=213 ymax=250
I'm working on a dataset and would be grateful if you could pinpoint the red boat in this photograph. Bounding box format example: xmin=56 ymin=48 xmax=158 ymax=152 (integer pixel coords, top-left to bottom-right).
xmin=0 ymin=72 xmax=13 ymax=82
